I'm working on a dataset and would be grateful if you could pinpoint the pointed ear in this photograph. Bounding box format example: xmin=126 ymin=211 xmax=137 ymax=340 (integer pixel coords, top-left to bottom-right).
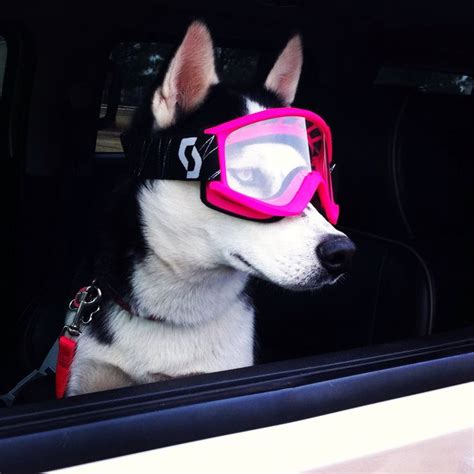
xmin=152 ymin=21 xmax=219 ymax=128
xmin=264 ymin=34 xmax=303 ymax=106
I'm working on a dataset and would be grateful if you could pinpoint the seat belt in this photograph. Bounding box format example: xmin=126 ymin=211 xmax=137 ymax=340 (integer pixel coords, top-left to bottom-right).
xmin=1 ymin=308 xmax=76 ymax=406
xmin=1 ymin=283 xmax=102 ymax=405
xmin=0 ymin=335 xmax=61 ymax=407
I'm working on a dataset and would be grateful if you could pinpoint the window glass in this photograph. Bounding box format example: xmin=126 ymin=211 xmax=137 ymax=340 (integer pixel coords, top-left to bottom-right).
xmin=375 ymin=66 xmax=474 ymax=95
xmin=96 ymin=42 xmax=260 ymax=153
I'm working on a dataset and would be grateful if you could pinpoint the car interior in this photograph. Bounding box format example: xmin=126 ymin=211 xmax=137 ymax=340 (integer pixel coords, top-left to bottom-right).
xmin=0 ymin=0 xmax=473 ymax=470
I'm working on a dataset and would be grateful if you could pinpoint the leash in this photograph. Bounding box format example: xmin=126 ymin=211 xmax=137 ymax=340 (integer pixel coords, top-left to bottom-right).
xmin=56 ymin=278 xmax=165 ymax=398
xmin=56 ymin=282 xmax=102 ymax=398
xmin=0 ymin=281 xmax=103 ymax=405
xmin=1 ymin=278 xmax=169 ymax=404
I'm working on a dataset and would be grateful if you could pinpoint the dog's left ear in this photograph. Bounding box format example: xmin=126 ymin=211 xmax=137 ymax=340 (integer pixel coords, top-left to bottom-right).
xmin=152 ymin=21 xmax=219 ymax=128
xmin=264 ymin=34 xmax=303 ymax=106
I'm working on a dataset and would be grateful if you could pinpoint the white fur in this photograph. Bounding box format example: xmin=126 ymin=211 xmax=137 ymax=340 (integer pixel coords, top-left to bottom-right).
xmin=67 ymin=176 xmax=345 ymax=395
xmin=246 ymin=99 xmax=267 ymax=115
xmin=68 ymin=297 xmax=254 ymax=393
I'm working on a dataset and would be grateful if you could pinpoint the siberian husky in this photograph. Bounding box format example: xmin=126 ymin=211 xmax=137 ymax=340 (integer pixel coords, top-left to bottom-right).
xmin=66 ymin=21 xmax=355 ymax=396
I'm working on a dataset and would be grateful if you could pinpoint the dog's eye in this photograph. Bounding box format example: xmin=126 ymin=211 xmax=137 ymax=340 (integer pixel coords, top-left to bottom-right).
xmin=233 ymin=167 xmax=259 ymax=185
xmin=228 ymin=167 xmax=273 ymax=198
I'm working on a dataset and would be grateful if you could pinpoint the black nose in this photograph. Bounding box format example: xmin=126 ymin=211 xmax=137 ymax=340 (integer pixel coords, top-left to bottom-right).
xmin=316 ymin=237 xmax=356 ymax=275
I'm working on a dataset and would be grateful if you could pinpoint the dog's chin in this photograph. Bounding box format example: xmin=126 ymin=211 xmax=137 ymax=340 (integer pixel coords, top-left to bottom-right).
xmin=267 ymin=268 xmax=347 ymax=292
xmin=229 ymin=253 xmax=344 ymax=292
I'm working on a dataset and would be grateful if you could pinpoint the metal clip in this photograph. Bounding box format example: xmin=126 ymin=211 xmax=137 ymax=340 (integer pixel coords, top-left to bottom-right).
xmin=64 ymin=284 xmax=102 ymax=338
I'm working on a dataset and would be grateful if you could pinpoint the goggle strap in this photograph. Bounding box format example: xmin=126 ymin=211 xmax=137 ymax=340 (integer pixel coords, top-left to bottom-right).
xmin=121 ymin=131 xmax=219 ymax=180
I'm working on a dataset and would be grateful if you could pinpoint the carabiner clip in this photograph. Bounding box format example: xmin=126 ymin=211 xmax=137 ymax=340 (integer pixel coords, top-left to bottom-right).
xmin=64 ymin=284 xmax=102 ymax=337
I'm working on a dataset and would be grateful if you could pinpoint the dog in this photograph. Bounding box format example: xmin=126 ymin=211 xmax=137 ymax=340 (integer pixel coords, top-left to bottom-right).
xmin=66 ymin=21 xmax=355 ymax=396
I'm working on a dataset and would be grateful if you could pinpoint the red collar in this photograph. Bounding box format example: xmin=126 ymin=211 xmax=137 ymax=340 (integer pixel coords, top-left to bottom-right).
xmin=99 ymin=280 xmax=170 ymax=323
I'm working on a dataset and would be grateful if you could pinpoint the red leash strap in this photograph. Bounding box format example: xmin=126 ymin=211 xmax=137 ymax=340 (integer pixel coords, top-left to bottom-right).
xmin=56 ymin=335 xmax=77 ymax=398
xmin=55 ymin=283 xmax=102 ymax=399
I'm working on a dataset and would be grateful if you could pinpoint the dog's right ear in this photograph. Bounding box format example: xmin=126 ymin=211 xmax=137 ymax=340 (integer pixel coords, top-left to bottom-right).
xmin=264 ymin=34 xmax=303 ymax=106
xmin=152 ymin=21 xmax=219 ymax=128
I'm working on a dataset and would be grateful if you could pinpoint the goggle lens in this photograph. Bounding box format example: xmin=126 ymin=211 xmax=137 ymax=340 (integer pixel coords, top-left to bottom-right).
xmin=225 ymin=116 xmax=315 ymax=207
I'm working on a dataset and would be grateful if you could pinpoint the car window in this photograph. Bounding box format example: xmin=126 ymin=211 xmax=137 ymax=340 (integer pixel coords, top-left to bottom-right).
xmin=375 ymin=66 xmax=474 ymax=95
xmin=0 ymin=36 xmax=7 ymax=97
xmin=95 ymin=42 xmax=260 ymax=153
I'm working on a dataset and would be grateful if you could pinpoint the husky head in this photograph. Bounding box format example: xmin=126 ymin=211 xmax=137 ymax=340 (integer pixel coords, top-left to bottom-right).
xmin=134 ymin=21 xmax=355 ymax=291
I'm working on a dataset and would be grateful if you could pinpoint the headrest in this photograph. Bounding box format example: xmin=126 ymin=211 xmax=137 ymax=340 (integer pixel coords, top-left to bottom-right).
xmin=308 ymin=85 xmax=413 ymax=239
xmin=306 ymin=84 xmax=473 ymax=242
xmin=394 ymin=93 xmax=474 ymax=239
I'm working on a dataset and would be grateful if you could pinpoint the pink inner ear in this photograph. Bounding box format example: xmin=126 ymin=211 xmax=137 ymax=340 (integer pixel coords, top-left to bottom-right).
xmin=169 ymin=22 xmax=218 ymax=113
xmin=264 ymin=35 xmax=303 ymax=105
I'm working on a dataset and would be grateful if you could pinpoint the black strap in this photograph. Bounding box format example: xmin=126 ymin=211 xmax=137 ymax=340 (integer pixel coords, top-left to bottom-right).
xmin=121 ymin=130 xmax=219 ymax=181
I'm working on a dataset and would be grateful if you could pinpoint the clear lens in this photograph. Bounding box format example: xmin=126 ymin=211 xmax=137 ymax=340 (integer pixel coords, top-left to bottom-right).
xmin=225 ymin=117 xmax=312 ymax=206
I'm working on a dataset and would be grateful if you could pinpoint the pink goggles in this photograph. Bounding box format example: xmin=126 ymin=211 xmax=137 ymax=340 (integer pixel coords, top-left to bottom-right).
xmin=122 ymin=107 xmax=339 ymax=224
xmin=203 ymin=107 xmax=339 ymax=224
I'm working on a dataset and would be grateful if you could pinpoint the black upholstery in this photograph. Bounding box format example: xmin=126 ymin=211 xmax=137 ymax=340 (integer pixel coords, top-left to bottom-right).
xmin=4 ymin=165 xmax=127 ymax=393
xmin=259 ymin=82 xmax=474 ymax=360
xmin=396 ymin=94 xmax=474 ymax=238
xmin=7 ymin=85 xmax=439 ymax=386
xmin=5 ymin=66 xmax=471 ymax=392
xmin=301 ymin=85 xmax=414 ymax=239
xmin=253 ymin=229 xmax=433 ymax=363
xmin=395 ymin=93 xmax=474 ymax=330
xmin=253 ymin=84 xmax=443 ymax=363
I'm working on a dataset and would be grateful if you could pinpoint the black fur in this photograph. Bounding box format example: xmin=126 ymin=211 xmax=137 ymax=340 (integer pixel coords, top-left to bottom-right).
xmin=88 ymin=302 xmax=115 ymax=345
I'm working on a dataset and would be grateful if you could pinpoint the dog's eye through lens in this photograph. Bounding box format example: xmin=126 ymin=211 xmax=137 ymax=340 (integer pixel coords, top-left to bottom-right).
xmin=224 ymin=116 xmax=313 ymax=205
xmin=230 ymin=166 xmax=273 ymax=197
xmin=233 ymin=167 xmax=258 ymax=184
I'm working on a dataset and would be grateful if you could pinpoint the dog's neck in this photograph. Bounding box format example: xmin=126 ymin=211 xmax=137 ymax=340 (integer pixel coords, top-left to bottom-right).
xmin=129 ymin=251 xmax=250 ymax=326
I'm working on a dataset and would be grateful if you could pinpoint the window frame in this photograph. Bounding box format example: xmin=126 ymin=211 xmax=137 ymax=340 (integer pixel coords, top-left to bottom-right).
xmin=0 ymin=328 xmax=473 ymax=471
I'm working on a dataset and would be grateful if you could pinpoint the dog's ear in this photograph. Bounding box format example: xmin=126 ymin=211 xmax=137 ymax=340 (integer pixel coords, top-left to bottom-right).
xmin=152 ymin=21 xmax=219 ymax=128
xmin=264 ymin=34 xmax=303 ymax=106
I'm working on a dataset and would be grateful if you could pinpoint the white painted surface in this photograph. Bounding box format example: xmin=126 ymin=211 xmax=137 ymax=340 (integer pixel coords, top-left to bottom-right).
xmin=54 ymin=382 xmax=474 ymax=473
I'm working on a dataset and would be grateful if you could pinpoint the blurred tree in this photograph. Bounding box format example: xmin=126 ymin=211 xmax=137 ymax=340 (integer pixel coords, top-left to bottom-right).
xmin=111 ymin=42 xmax=172 ymax=106
xmin=105 ymin=42 xmax=261 ymax=107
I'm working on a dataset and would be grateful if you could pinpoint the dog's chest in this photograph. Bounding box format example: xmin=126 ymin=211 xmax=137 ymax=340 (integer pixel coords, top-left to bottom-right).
xmin=77 ymin=302 xmax=254 ymax=381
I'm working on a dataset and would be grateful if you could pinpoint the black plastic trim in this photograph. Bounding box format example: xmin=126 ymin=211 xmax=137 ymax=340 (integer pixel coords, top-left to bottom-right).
xmin=0 ymin=347 xmax=472 ymax=471
xmin=0 ymin=327 xmax=473 ymax=472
